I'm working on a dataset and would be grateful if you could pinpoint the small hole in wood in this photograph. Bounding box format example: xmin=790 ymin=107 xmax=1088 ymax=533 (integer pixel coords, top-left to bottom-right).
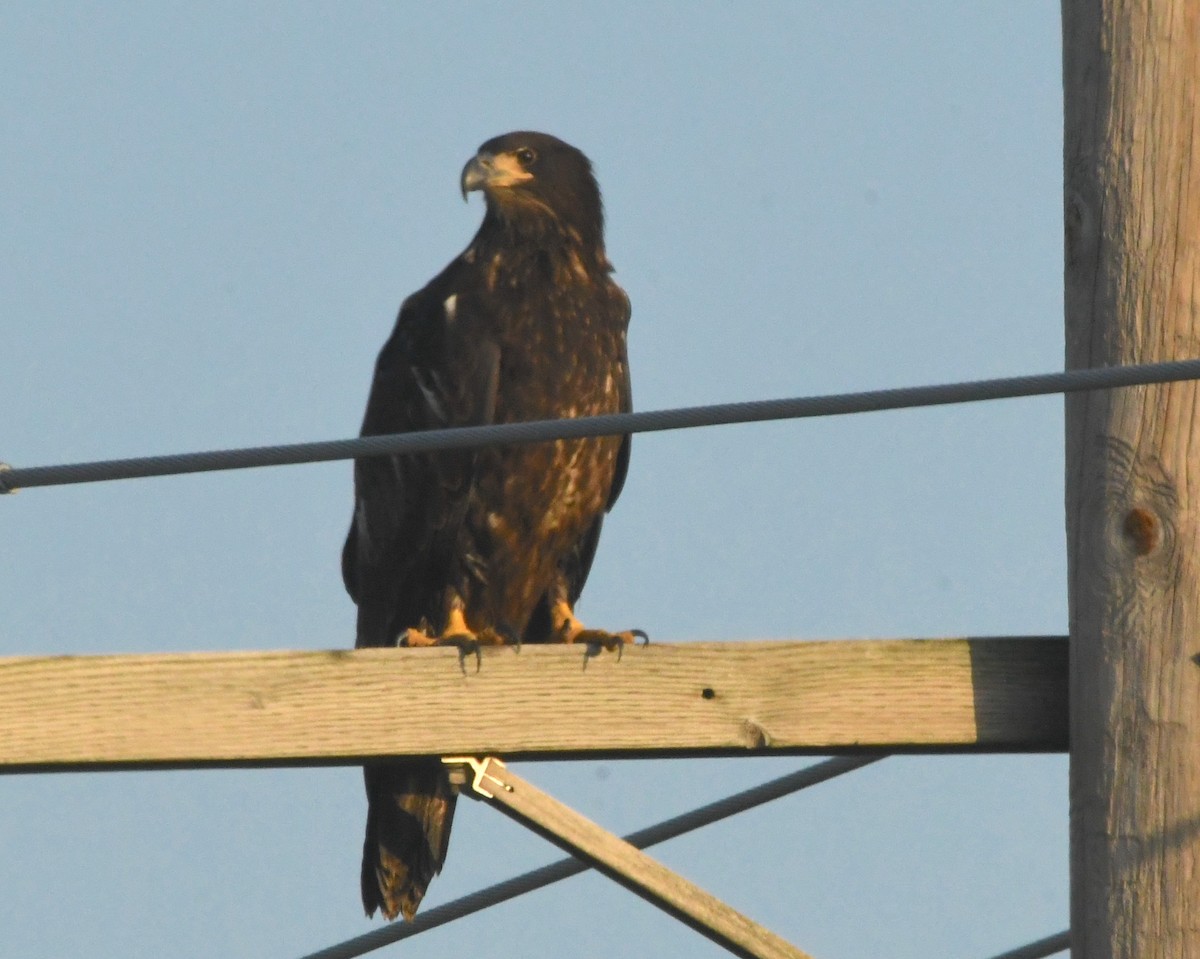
xmin=701 ymin=687 xmax=715 ymax=699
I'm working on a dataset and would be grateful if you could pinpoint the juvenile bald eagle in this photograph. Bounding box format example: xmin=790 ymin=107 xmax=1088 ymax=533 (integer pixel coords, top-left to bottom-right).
xmin=343 ymin=132 xmax=637 ymax=921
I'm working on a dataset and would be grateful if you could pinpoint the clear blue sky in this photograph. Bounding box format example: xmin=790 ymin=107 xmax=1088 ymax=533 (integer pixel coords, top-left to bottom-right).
xmin=2 ymin=4 xmax=1066 ymax=957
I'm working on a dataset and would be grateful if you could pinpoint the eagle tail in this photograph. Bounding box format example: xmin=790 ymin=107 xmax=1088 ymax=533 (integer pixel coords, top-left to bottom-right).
xmin=361 ymin=760 xmax=457 ymax=921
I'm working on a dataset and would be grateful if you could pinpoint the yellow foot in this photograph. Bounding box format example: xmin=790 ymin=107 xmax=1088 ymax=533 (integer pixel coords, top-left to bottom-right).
xmin=552 ymin=601 xmax=648 ymax=656
xmin=400 ymin=609 xmax=514 ymax=671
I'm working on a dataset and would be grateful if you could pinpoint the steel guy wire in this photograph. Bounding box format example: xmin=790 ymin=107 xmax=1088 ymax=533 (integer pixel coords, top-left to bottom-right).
xmin=980 ymin=930 xmax=1070 ymax=959
xmin=296 ymin=755 xmax=886 ymax=959
xmin=3 ymin=358 xmax=1200 ymax=494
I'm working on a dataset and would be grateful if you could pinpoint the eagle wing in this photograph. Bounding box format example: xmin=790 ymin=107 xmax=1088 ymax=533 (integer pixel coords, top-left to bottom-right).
xmin=346 ymin=278 xmax=501 ymax=920
xmin=342 ymin=278 xmax=500 ymax=649
xmin=605 ymin=285 xmax=634 ymax=511
xmin=525 ymin=282 xmax=632 ymax=640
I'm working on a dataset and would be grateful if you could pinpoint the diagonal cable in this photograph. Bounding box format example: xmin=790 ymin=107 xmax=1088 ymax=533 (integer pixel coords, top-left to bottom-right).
xmin=296 ymin=755 xmax=885 ymax=959
xmin=4 ymin=358 xmax=1200 ymax=493
xmin=980 ymin=930 xmax=1069 ymax=959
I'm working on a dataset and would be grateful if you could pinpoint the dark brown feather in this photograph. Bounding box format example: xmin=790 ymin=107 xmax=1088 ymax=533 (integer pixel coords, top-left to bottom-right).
xmin=344 ymin=131 xmax=631 ymax=919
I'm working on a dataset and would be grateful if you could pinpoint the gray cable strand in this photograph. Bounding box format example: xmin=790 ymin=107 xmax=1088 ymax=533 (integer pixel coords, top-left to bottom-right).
xmin=297 ymin=755 xmax=885 ymax=959
xmin=981 ymin=930 xmax=1070 ymax=959
xmin=4 ymin=358 xmax=1200 ymax=493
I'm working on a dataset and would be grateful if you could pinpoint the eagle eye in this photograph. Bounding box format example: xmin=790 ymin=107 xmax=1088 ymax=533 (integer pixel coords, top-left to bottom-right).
xmin=514 ymin=147 xmax=537 ymax=167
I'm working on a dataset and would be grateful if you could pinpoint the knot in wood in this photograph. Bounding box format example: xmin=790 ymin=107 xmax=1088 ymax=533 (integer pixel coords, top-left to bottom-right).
xmin=740 ymin=719 xmax=770 ymax=749
xmin=1100 ymin=438 xmax=1178 ymax=568
xmin=1123 ymin=506 xmax=1160 ymax=556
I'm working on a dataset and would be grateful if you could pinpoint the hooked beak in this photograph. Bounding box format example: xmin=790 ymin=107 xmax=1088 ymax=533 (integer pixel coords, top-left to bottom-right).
xmin=460 ymin=152 xmax=493 ymax=200
xmin=460 ymin=149 xmax=534 ymax=201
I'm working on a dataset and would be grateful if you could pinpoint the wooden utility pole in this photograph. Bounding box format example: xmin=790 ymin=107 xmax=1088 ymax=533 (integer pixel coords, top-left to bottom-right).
xmin=1064 ymin=2 xmax=1200 ymax=956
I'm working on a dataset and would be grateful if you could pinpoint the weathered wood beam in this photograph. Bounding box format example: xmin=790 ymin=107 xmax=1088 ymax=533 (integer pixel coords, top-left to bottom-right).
xmin=0 ymin=638 xmax=1067 ymax=772
xmin=447 ymin=756 xmax=814 ymax=959
xmin=1064 ymin=1 xmax=1200 ymax=955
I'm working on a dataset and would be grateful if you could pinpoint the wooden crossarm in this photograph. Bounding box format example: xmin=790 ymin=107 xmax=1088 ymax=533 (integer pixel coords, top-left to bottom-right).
xmin=0 ymin=637 xmax=1067 ymax=772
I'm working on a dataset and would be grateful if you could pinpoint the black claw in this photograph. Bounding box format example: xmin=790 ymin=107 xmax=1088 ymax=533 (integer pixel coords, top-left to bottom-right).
xmin=445 ymin=633 xmax=482 ymax=674
xmin=497 ymin=622 xmax=521 ymax=651
xmin=632 ymin=629 xmax=650 ymax=646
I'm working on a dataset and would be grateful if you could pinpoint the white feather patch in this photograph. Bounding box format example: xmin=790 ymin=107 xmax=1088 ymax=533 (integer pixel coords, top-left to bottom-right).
xmin=411 ymin=365 xmax=447 ymax=422
xmin=354 ymin=500 xmax=372 ymax=551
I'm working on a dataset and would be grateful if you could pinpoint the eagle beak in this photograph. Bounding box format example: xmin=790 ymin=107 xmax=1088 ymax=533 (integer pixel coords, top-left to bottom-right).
xmin=460 ymin=150 xmax=533 ymax=200
xmin=460 ymin=153 xmax=493 ymax=201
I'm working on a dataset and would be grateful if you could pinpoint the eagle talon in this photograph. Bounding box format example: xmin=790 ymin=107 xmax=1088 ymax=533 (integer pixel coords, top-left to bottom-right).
xmin=398 ymin=627 xmax=433 ymax=648
xmin=443 ymin=633 xmax=482 ymax=673
xmin=496 ymin=622 xmax=521 ymax=652
xmin=400 ymin=625 xmax=489 ymax=672
xmin=567 ymin=628 xmax=643 ymax=660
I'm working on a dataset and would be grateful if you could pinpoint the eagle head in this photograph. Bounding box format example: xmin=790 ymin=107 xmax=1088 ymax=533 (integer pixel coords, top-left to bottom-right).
xmin=460 ymin=131 xmax=604 ymax=252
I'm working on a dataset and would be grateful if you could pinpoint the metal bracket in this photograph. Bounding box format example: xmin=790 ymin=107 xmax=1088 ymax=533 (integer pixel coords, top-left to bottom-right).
xmin=442 ymin=755 xmax=512 ymax=800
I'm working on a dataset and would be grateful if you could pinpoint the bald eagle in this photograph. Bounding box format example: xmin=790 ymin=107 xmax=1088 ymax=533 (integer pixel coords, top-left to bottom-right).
xmin=343 ymin=132 xmax=637 ymax=921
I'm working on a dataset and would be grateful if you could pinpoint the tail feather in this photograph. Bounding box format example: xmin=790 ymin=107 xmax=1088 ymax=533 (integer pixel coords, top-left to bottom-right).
xmin=361 ymin=760 xmax=457 ymax=921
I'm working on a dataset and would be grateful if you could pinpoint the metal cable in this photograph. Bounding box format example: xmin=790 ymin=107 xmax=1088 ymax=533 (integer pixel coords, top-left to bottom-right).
xmin=297 ymin=755 xmax=885 ymax=959
xmin=4 ymin=358 xmax=1200 ymax=493
xmin=981 ymin=930 xmax=1069 ymax=959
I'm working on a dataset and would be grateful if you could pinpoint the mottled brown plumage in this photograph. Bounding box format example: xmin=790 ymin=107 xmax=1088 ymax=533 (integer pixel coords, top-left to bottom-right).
xmin=343 ymin=132 xmax=632 ymax=920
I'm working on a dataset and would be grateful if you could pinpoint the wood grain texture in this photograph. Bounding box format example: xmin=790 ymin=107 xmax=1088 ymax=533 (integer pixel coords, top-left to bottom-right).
xmin=1064 ymin=1 xmax=1200 ymax=956
xmin=466 ymin=758 xmax=813 ymax=959
xmin=0 ymin=638 xmax=1066 ymax=771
